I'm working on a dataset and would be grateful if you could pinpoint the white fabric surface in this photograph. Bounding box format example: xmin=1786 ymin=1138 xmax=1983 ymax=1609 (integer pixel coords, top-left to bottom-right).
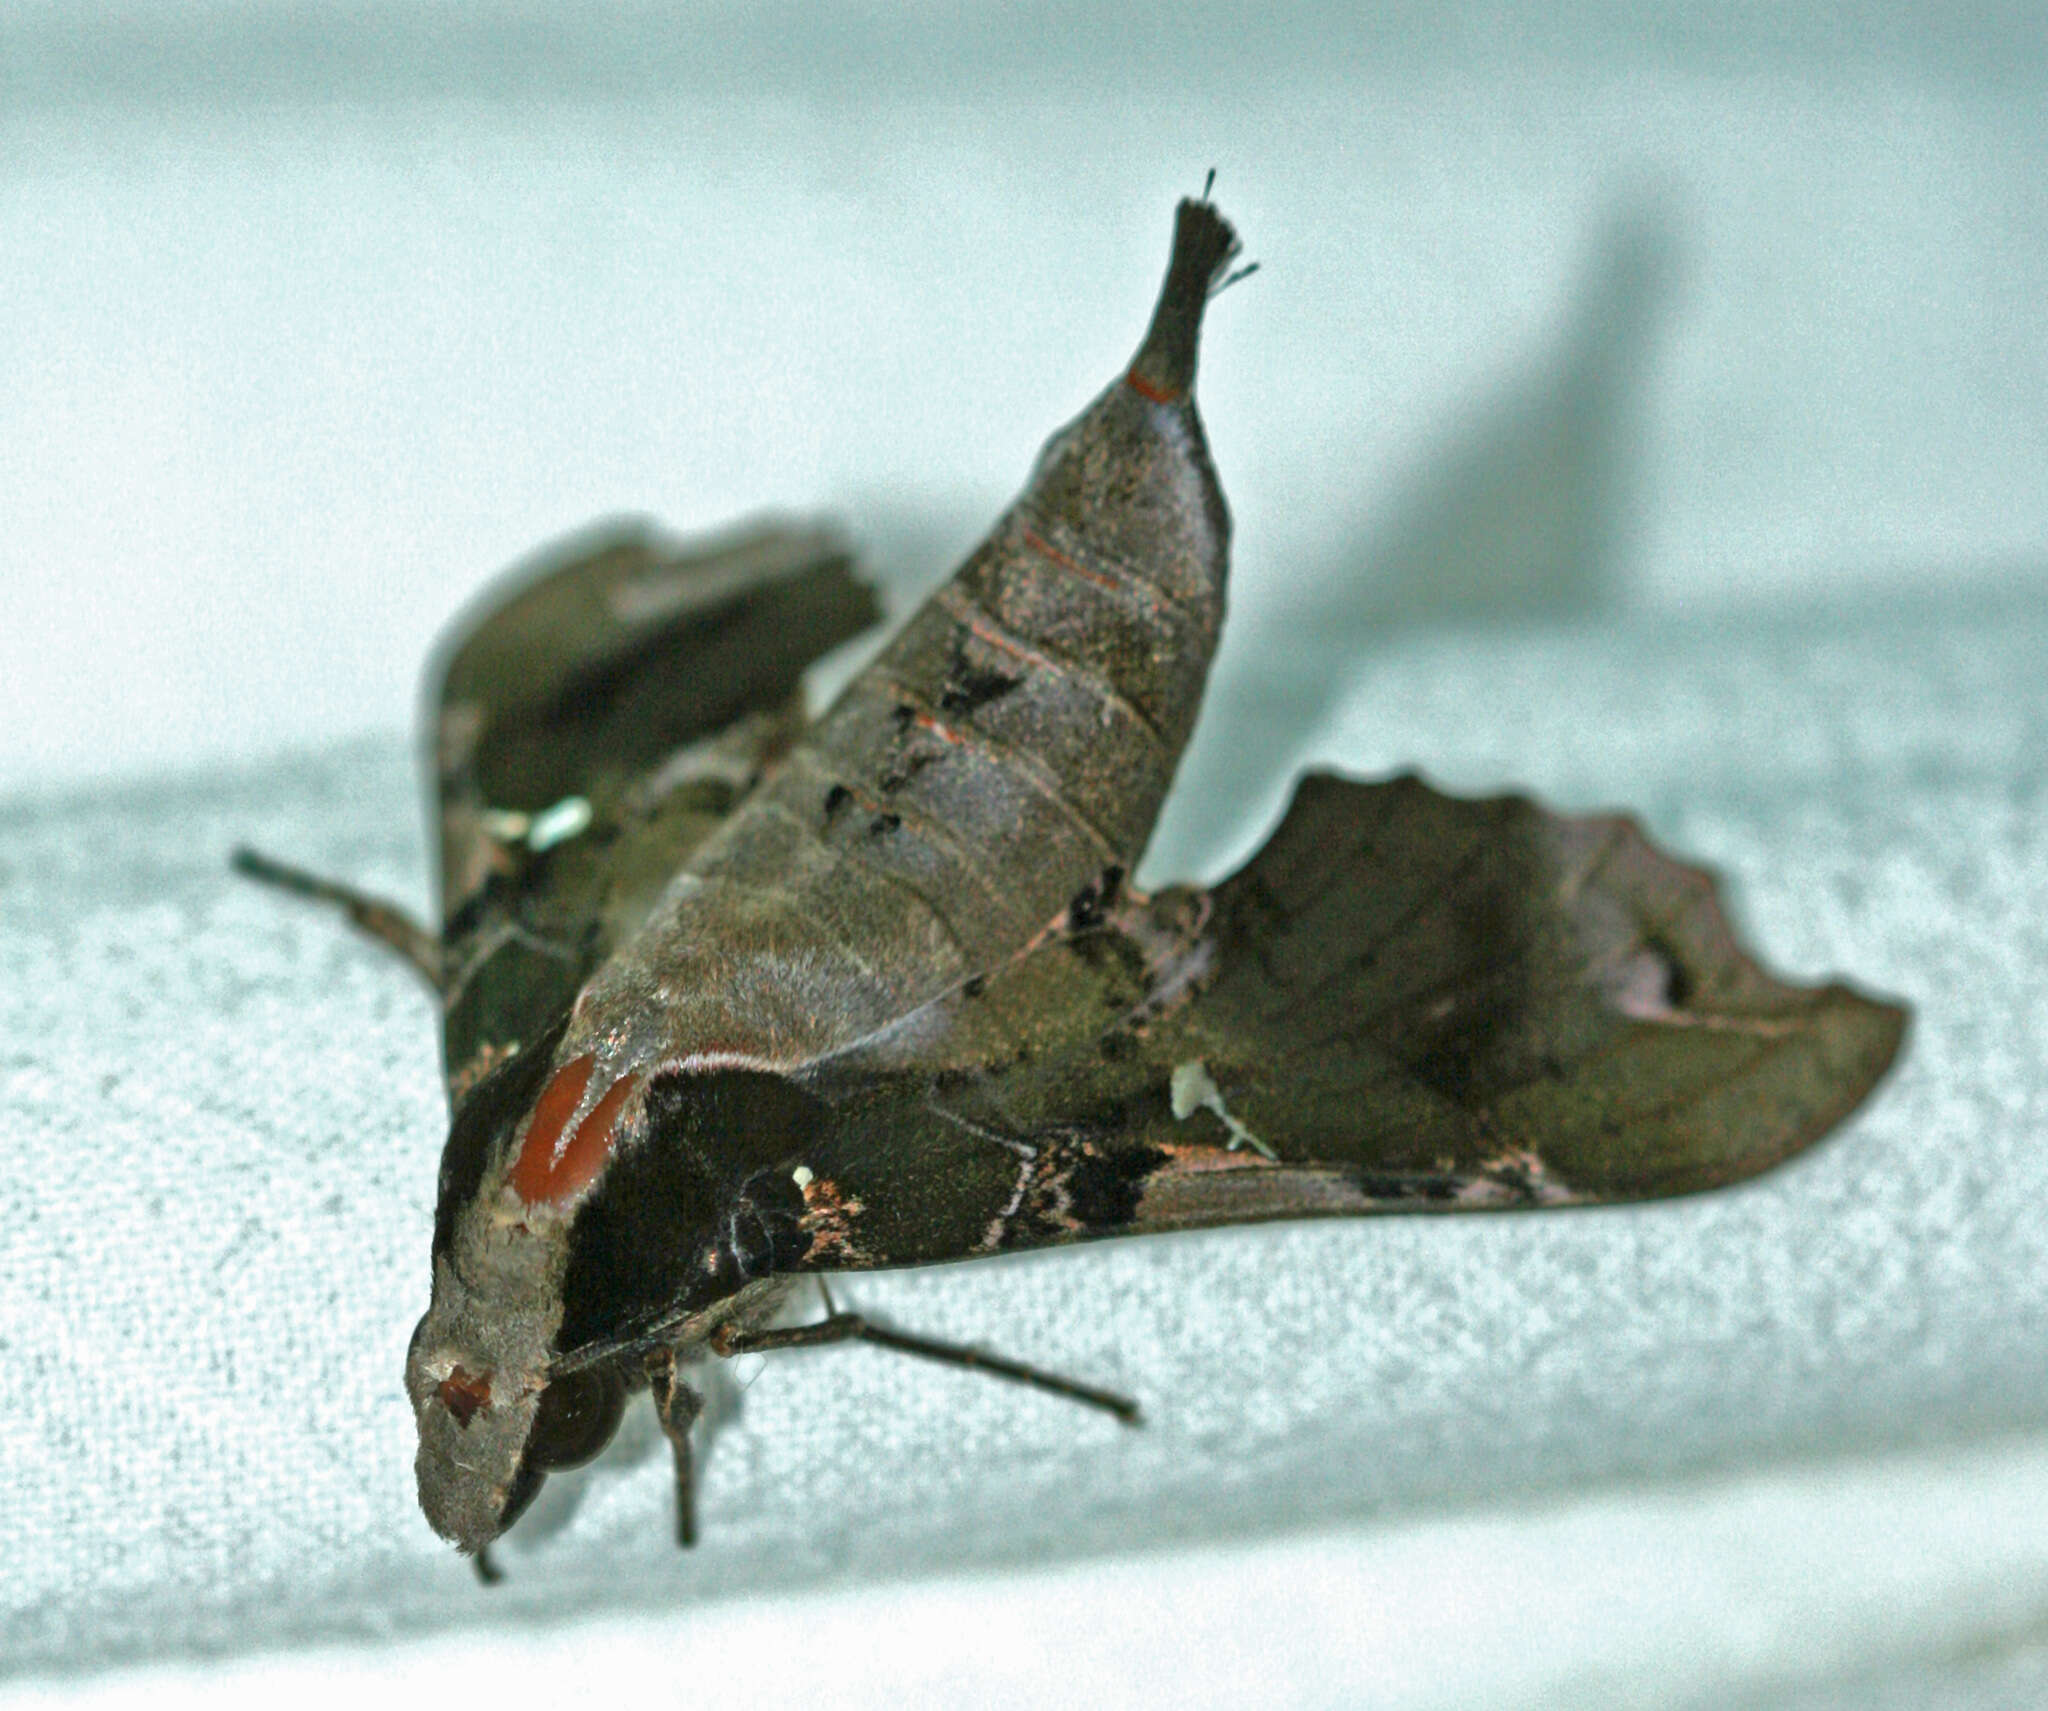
xmin=5 ymin=586 xmax=2040 ymax=1690
xmin=15 ymin=1435 xmax=2048 ymax=1709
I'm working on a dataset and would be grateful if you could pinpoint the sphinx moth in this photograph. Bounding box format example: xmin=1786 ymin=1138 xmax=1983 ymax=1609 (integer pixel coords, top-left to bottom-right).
xmin=238 ymin=194 xmax=1907 ymax=1569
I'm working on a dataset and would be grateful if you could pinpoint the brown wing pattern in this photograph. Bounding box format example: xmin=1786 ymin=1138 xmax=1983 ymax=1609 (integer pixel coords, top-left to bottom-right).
xmin=790 ymin=772 xmax=1907 ymax=1266
xmin=431 ymin=517 xmax=881 ymax=1098
xmin=1123 ymin=772 xmax=1907 ymax=1218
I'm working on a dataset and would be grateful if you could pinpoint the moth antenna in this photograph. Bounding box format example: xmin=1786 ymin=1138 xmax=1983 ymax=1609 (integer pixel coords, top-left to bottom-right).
xmin=1126 ymin=195 xmax=1242 ymax=403
xmin=1201 ymin=166 xmax=1216 ymax=200
xmin=230 ymin=844 xmax=445 ymax=991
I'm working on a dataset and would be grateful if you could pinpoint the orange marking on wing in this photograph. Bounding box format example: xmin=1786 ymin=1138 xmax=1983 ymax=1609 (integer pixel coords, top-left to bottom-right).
xmin=1022 ymin=526 xmax=1121 ymax=593
xmin=1157 ymin=1141 xmax=1273 ymax=1172
xmin=797 ymin=1176 xmax=869 ymax=1265
xmin=1124 ymin=368 xmax=1180 ymax=404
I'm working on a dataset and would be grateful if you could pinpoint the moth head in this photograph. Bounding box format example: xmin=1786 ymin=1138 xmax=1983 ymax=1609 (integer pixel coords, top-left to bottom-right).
xmin=404 ymin=1269 xmax=629 ymax=1555
xmin=407 ymin=1019 xmax=643 ymax=1554
xmin=412 ymin=1024 xmax=837 ymax=1552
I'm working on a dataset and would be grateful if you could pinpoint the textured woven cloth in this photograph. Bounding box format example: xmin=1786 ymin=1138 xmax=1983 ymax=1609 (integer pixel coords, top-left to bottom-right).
xmin=5 ymin=584 xmax=2035 ymax=1674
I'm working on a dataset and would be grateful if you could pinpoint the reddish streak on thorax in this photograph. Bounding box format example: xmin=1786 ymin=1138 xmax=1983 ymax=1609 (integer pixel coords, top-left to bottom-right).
xmin=509 ymin=1054 xmax=593 ymax=1200
xmin=509 ymin=1053 xmax=640 ymax=1205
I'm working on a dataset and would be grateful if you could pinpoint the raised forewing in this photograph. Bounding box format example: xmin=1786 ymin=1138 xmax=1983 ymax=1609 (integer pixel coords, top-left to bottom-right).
xmin=430 ymin=517 xmax=881 ymax=1098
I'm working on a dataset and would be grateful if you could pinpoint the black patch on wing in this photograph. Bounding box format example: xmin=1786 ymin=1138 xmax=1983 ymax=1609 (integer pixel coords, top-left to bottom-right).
xmin=1062 ymin=1135 xmax=1163 ymax=1229
xmin=1397 ymin=976 xmax=1527 ymax=1106
xmin=1350 ymin=1170 xmax=1465 ymax=1204
xmin=554 ymin=1068 xmax=832 ymax=1355
xmin=985 ymin=1128 xmax=1167 ymax=1251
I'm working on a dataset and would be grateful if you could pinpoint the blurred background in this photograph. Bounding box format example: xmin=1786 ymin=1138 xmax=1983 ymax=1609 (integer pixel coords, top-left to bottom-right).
xmin=5 ymin=3 xmax=2047 ymax=1706
xmin=6 ymin=1 xmax=2044 ymax=805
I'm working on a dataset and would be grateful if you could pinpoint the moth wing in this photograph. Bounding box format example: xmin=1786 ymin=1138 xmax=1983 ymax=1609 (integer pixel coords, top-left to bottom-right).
xmin=790 ymin=772 xmax=1907 ymax=1266
xmin=433 ymin=516 xmax=881 ymax=1096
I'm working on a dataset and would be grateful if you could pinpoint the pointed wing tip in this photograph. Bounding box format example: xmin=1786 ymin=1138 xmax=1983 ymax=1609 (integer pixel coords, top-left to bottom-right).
xmin=1816 ymin=978 xmax=1913 ymax=1104
xmin=1634 ymin=979 xmax=1911 ymax=1199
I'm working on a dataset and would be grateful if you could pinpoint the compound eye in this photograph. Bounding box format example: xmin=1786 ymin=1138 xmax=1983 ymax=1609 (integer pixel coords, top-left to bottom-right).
xmin=526 ymin=1367 xmax=627 ymax=1472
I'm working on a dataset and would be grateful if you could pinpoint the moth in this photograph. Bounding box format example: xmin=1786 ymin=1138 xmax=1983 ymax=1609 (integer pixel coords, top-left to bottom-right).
xmin=238 ymin=194 xmax=1908 ymax=1570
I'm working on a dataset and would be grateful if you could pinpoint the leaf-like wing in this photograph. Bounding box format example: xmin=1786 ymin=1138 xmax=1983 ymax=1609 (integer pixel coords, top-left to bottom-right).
xmin=432 ymin=517 xmax=881 ymax=1098
xmin=787 ymin=772 xmax=1907 ymax=1266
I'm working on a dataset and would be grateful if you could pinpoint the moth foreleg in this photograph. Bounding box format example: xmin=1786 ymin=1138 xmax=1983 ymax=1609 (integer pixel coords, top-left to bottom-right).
xmin=230 ymin=846 xmax=445 ymax=992
xmin=646 ymin=1348 xmax=705 ymax=1549
xmin=710 ymin=1297 xmax=1142 ymax=1427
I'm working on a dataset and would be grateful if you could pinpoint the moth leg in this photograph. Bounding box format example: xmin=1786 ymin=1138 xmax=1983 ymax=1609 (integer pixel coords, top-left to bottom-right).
xmin=647 ymin=1347 xmax=705 ymax=1548
xmin=472 ymin=1546 xmax=503 ymax=1586
xmin=710 ymin=1297 xmax=1142 ymax=1426
xmin=230 ymin=846 xmax=445 ymax=993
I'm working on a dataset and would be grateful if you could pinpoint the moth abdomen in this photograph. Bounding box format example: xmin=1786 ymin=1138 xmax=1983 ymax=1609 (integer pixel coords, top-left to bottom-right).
xmin=552 ymin=199 xmax=1243 ymax=1066
xmin=724 ymin=197 xmax=1241 ymax=981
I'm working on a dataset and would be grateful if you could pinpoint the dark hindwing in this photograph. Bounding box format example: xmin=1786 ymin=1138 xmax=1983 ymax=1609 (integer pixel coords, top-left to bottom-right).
xmin=785 ymin=772 xmax=1908 ymax=1265
xmin=432 ymin=517 xmax=881 ymax=1100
